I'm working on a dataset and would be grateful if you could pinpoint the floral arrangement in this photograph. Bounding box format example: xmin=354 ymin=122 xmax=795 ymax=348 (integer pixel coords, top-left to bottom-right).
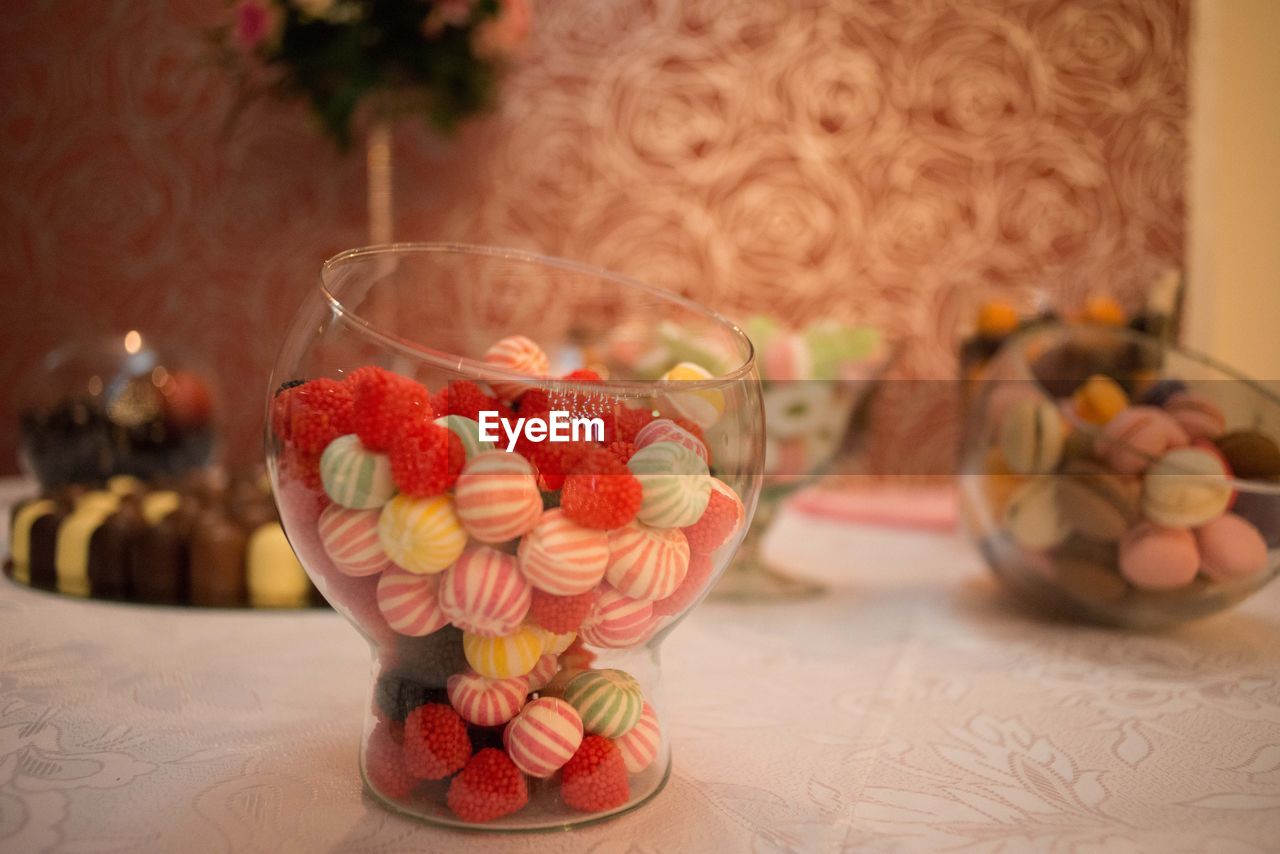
xmin=220 ymin=0 xmax=530 ymax=148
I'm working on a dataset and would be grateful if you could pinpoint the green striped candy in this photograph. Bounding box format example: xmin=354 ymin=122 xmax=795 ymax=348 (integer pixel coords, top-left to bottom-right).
xmin=562 ymin=669 xmax=644 ymax=738
xmin=627 ymin=441 xmax=711 ymax=528
xmin=319 ymin=434 xmax=396 ymax=509
xmin=434 ymin=415 xmax=495 ymax=461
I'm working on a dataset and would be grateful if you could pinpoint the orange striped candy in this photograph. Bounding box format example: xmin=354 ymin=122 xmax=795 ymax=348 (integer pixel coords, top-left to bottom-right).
xmin=605 ymin=521 xmax=690 ymax=602
xmin=454 ymin=451 xmax=543 ymax=543
xmin=483 ymin=335 xmax=550 ymax=402
xmin=517 ymin=509 xmax=609 ymax=595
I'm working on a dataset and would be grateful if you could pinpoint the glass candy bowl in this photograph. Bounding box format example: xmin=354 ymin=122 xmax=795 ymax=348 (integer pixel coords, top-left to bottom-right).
xmin=266 ymin=245 xmax=763 ymax=829
xmin=960 ymin=325 xmax=1280 ymax=628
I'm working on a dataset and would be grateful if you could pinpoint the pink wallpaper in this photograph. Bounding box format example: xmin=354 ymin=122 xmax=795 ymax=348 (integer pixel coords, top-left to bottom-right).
xmin=0 ymin=0 xmax=1187 ymax=477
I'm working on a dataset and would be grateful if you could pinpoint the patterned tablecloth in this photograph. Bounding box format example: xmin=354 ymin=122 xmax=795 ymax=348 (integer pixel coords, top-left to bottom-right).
xmin=2 ymin=490 xmax=1279 ymax=853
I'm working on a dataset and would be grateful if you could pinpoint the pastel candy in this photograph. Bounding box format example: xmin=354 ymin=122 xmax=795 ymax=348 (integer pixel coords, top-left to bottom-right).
xmin=1093 ymin=406 xmax=1189 ymax=474
xmin=377 ymin=567 xmax=450 ymax=636
xmin=1002 ymin=478 xmax=1070 ymax=551
xmin=561 ymin=669 xmax=643 ymax=738
xmin=446 ymin=670 xmax=529 ymax=726
xmin=503 ymin=696 xmax=583 ymax=778
xmin=319 ymin=504 xmax=391 ymax=577
xmin=627 ymin=441 xmax=712 ymax=528
xmin=320 ymin=434 xmax=396 ymax=509
xmin=1119 ymin=523 xmax=1199 ymax=590
xmin=579 ymin=585 xmax=655 ymax=648
xmin=484 ymin=335 xmax=550 ymax=402
xmin=438 ymin=546 xmax=532 ymax=637
xmin=526 ymin=653 xmax=559 ymax=692
xmin=1196 ymin=513 xmax=1268 ymax=582
xmin=1142 ymin=447 xmax=1232 ymax=528
xmin=657 ymin=362 xmax=725 ymax=430
xmin=634 ymin=418 xmax=709 ymax=464
xmin=454 ymin=451 xmax=542 ymax=543
xmin=614 ymin=702 xmax=661 ymax=773
xmin=378 ymin=494 xmax=467 ymax=574
xmin=1164 ymin=391 xmax=1226 ymax=441
xmin=998 ymin=399 xmax=1065 ymax=475
xmin=606 ymin=522 xmax=691 ymax=602
xmin=517 ymin=509 xmax=609 ymax=595
xmin=463 ymin=626 xmax=545 ymax=679
xmin=435 ymin=415 xmax=496 ymax=461
xmin=1055 ymin=461 xmax=1141 ymax=543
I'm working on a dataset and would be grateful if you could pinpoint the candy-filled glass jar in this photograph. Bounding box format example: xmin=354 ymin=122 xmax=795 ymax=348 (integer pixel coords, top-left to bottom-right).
xmin=960 ymin=324 xmax=1280 ymax=628
xmin=267 ymin=245 xmax=763 ymax=829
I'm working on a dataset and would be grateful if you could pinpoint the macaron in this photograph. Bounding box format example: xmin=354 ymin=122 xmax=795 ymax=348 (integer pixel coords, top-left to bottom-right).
xmin=1050 ymin=541 xmax=1128 ymax=604
xmin=1118 ymin=523 xmax=1200 ymax=590
xmin=1002 ymin=478 xmax=1070 ymax=551
xmin=1072 ymin=374 xmax=1129 ymax=425
xmin=998 ymin=398 xmax=1065 ymax=475
xmin=1195 ymin=513 xmax=1269 ymax=582
xmin=1092 ymin=406 xmax=1189 ymax=475
xmin=1163 ymin=391 xmax=1226 ymax=442
xmin=1055 ymin=460 xmax=1141 ymax=543
xmin=1215 ymin=431 xmax=1280 ymax=481
xmin=1142 ymin=446 xmax=1233 ymax=528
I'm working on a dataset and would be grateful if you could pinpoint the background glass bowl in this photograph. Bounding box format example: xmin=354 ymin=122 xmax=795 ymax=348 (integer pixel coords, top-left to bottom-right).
xmin=959 ymin=324 xmax=1280 ymax=628
xmin=266 ymin=244 xmax=763 ymax=829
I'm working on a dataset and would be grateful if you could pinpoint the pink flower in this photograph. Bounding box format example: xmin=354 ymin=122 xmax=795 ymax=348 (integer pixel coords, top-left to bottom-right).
xmin=234 ymin=0 xmax=281 ymax=53
xmin=472 ymin=0 xmax=531 ymax=59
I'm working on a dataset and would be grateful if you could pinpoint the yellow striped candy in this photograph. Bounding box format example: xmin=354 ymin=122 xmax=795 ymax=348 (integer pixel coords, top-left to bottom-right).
xmin=657 ymin=362 xmax=724 ymax=430
xmin=463 ymin=626 xmax=545 ymax=679
xmin=378 ymin=494 xmax=467 ymax=575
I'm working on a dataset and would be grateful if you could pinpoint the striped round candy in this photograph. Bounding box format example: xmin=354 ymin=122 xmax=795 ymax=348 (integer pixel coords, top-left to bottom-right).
xmin=605 ymin=522 xmax=690 ymax=602
xmin=319 ymin=434 xmax=396 ymax=509
xmin=579 ymin=586 xmax=655 ymax=648
xmin=615 ymin=702 xmax=661 ymax=773
xmin=318 ymin=504 xmax=391 ymax=577
xmin=483 ymin=335 xmax=550 ymax=402
xmin=634 ymin=418 xmax=709 ymax=464
xmin=463 ymin=625 xmax=545 ymax=679
xmin=517 ymin=509 xmax=609 ymax=595
xmin=434 ymin=415 xmax=495 ymax=461
xmin=446 ymin=670 xmax=529 ymax=726
xmin=454 ymin=451 xmax=542 ymax=543
xmin=526 ymin=653 xmax=559 ymax=692
xmin=503 ymin=697 xmax=583 ymax=778
xmin=627 ymin=441 xmax=712 ymax=528
xmin=561 ymin=669 xmax=643 ymax=738
xmin=378 ymin=494 xmax=467 ymax=575
xmin=657 ymin=362 xmax=725 ymax=430
xmin=376 ymin=567 xmax=450 ymax=636
xmin=438 ymin=546 xmax=532 ymax=637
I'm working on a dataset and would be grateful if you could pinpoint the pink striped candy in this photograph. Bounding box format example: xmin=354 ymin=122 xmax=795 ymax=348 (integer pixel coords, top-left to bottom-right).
xmin=526 ymin=652 xmax=559 ymax=692
xmin=439 ymin=546 xmax=532 ymax=637
xmin=446 ymin=670 xmax=529 ymax=727
xmin=454 ymin=451 xmax=543 ymax=543
xmin=503 ymin=696 xmax=583 ymax=778
xmin=579 ymin=585 xmax=655 ymax=648
xmin=634 ymin=419 xmax=709 ymax=464
xmin=484 ymin=335 xmax=550 ymax=402
xmin=376 ymin=567 xmax=450 ymax=636
xmin=605 ymin=522 xmax=691 ymax=602
xmin=517 ymin=509 xmax=609 ymax=595
xmin=318 ymin=504 xmax=391 ymax=577
xmin=615 ymin=702 xmax=661 ymax=774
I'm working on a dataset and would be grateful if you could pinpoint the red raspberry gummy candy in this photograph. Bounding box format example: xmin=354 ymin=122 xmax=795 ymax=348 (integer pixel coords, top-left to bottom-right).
xmin=560 ymin=450 xmax=642 ymax=530
xmin=389 ymin=421 xmax=464 ymax=497
xmin=348 ymin=366 xmax=433 ymax=452
xmin=446 ymin=748 xmax=530 ymax=823
xmin=403 ymin=702 xmax=471 ymax=780
xmin=364 ymin=720 xmax=417 ymax=799
xmin=560 ymin=735 xmax=629 ymax=813
xmin=527 ymin=587 xmax=597 ymax=635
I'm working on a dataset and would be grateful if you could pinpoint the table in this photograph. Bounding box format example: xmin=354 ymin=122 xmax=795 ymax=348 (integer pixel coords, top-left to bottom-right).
xmin=3 ymin=493 xmax=1279 ymax=852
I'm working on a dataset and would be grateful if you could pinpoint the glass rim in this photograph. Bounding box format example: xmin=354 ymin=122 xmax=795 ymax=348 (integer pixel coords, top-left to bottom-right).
xmin=995 ymin=322 xmax=1280 ymax=497
xmin=319 ymin=242 xmax=757 ymax=392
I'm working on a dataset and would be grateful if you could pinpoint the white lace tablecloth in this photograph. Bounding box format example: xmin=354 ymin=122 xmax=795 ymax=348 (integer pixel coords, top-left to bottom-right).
xmin=3 ymin=484 xmax=1279 ymax=853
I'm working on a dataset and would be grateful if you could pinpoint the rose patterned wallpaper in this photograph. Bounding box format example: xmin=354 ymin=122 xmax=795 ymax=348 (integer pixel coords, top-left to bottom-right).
xmin=0 ymin=0 xmax=1188 ymax=476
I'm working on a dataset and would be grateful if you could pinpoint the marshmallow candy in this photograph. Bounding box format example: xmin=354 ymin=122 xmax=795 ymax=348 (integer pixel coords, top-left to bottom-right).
xmin=503 ymin=697 xmax=583 ymax=778
xmin=627 ymin=441 xmax=711 ymax=528
xmin=605 ymin=522 xmax=691 ymax=602
xmin=454 ymin=451 xmax=542 ymax=543
xmin=517 ymin=509 xmax=610 ymax=595
xmin=320 ymin=434 xmax=396 ymax=509
xmin=439 ymin=546 xmax=532 ymax=637
xmin=319 ymin=504 xmax=392 ymax=577
xmin=378 ymin=494 xmax=467 ymax=574
xmin=446 ymin=670 xmax=529 ymax=726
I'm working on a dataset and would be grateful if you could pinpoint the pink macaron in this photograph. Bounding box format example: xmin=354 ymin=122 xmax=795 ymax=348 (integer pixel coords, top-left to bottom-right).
xmin=1118 ymin=522 xmax=1200 ymax=591
xmin=1163 ymin=391 xmax=1227 ymax=442
xmin=1195 ymin=513 xmax=1269 ymax=582
xmin=1093 ymin=406 xmax=1190 ymax=475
